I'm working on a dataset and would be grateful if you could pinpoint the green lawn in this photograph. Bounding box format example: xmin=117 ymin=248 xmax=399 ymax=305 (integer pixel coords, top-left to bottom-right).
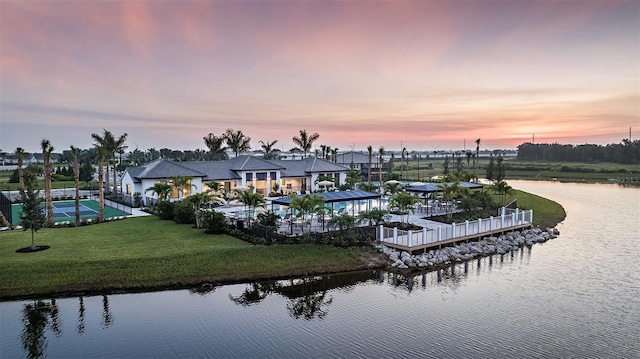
xmin=0 ymin=216 xmax=381 ymax=299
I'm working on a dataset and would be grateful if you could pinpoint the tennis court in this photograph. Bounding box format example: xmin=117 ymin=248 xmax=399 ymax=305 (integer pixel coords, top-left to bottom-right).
xmin=11 ymin=200 xmax=128 ymax=226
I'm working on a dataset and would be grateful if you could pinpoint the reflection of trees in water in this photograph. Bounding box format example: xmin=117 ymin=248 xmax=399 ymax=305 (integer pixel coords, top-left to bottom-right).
xmin=189 ymin=284 xmax=218 ymax=296
xmin=102 ymin=295 xmax=113 ymax=328
xmin=228 ymin=271 xmax=378 ymax=320
xmin=229 ymin=282 xmax=276 ymax=307
xmin=77 ymin=297 xmax=85 ymax=334
xmin=20 ymin=300 xmax=58 ymax=359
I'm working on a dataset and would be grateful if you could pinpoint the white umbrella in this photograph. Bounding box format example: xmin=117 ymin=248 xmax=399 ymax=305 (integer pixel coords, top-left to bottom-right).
xmin=233 ymin=185 xmax=248 ymax=191
xmin=384 ymin=180 xmax=402 ymax=185
xmin=228 ymin=199 xmax=242 ymax=206
xmin=409 ymin=181 xmax=426 ymax=187
xmin=317 ymin=180 xmax=334 ymax=186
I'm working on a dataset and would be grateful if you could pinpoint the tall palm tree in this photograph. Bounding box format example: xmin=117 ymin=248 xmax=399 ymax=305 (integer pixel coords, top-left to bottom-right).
xmin=475 ymin=138 xmax=481 ymax=175
xmin=259 ymin=140 xmax=279 ymax=160
xmin=70 ymin=146 xmax=81 ymax=226
xmin=91 ymin=129 xmax=115 ymax=194
xmin=111 ymin=133 xmax=128 ymax=196
xmin=203 ymin=133 xmax=228 ymax=160
xmin=292 ymin=130 xmax=319 ymax=159
xmin=367 ymin=145 xmax=373 ymax=185
xmin=378 ymin=147 xmax=385 ymax=191
xmin=95 ymin=146 xmax=107 ymax=222
xmin=437 ymin=181 xmax=463 ymax=221
xmin=15 ymin=147 xmax=25 ymax=189
xmin=41 ymin=139 xmax=54 ymax=227
xmin=223 ymin=128 xmax=251 ymax=157
xmin=401 ymin=147 xmax=407 ymax=179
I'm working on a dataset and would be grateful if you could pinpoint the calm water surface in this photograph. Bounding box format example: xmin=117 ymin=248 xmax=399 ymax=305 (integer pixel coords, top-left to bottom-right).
xmin=2 ymin=181 xmax=639 ymax=358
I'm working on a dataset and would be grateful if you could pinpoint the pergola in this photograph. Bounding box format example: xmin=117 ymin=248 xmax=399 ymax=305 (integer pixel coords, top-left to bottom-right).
xmin=405 ymin=181 xmax=483 ymax=195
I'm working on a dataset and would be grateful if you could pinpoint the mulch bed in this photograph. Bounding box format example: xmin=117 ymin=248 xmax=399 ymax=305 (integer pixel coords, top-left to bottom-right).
xmin=16 ymin=246 xmax=51 ymax=253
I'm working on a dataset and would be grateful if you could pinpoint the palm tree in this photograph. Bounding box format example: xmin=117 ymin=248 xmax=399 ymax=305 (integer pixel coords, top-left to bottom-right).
xmin=388 ymin=192 xmax=421 ymax=224
xmin=357 ymin=208 xmax=389 ymax=226
xmin=188 ymin=192 xmax=218 ymax=228
xmin=206 ymin=180 xmax=225 ymax=197
xmin=145 ymin=182 xmax=172 ymax=203
xmin=224 ymin=128 xmax=251 ymax=157
xmin=111 ymin=132 xmax=128 ymax=195
xmin=367 ymin=145 xmax=373 ymax=185
xmin=437 ymin=181 xmax=463 ymax=221
xmin=91 ymin=129 xmax=115 ymax=194
xmin=331 ymin=147 xmax=338 ymax=163
xmin=16 ymin=147 xmax=25 ymax=189
xmin=169 ymin=175 xmax=195 ymax=200
xmin=401 ymin=147 xmax=407 ymax=179
xmin=475 ymin=138 xmax=481 ymax=175
xmin=41 ymin=139 xmax=54 ymax=227
xmin=203 ymin=133 xmax=228 ymax=160
xmin=259 ymin=140 xmax=279 ymax=160
xmin=235 ymin=189 xmax=265 ymax=224
xmin=95 ymin=145 xmax=107 ymax=222
xmin=327 ymin=214 xmax=355 ymax=241
xmin=489 ymin=180 xmax=514 ymax=206
xmin=345 ymin=169 xmax=360 ymax=189
xmin=378 ymin=147 xmax=385 ymax=191
xmin=292 ymin=130 xmax=319 ymax=159
xmin=70 ymin=146 xmax=81 ymax=226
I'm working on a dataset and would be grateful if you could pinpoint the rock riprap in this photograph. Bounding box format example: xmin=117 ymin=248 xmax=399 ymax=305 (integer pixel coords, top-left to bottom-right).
xmin=382 ymin=227 xmax=560 ymax=270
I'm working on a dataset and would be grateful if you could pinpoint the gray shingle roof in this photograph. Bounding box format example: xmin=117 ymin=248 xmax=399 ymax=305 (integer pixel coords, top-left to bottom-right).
xmin=181 ymin=161 xmax=241 ymax=181
xmin=268 ymin=157 xmax=348 ymax=177
xmin=133 ymin=159 xmax=207 ymax=179
xmin=228 ymin=155 xmax=285 ymax=171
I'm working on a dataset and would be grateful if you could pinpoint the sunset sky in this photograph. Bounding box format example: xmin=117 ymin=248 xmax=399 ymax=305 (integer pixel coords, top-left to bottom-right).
xmin=1 ymin=0 xmax=638 ymax=154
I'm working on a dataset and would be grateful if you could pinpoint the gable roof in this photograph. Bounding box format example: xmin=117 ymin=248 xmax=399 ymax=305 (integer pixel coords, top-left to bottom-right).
xmin=268 ymin=157 xmax=348 ymax=177
xmin=228 ymin=155 xmax=285 ymax=171
xmin=181 ymin=161 xmax=241 ymax=181
xmin=336 ymin=151 xmax=371 ymax=164
xmin=131 ymin=159 xmax=207 ymax=179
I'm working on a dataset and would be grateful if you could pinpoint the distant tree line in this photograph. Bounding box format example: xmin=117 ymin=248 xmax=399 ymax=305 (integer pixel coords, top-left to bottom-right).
xmin=517 ymin=140 xmax=640 ymax=164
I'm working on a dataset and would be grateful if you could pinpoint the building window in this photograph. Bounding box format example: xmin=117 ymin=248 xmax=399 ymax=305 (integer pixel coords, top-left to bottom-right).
xmin=270 ymin=172 xmax=277 ymax=180
xmin=183 ymin=179 xmax=192 ymax=196
xmin=256 ymin=172 xmax=267 ymax=181
xmin=126 ymin=184 xmax=131 ymax=194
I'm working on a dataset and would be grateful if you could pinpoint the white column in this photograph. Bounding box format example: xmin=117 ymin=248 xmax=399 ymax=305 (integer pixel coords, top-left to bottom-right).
xmin=422 ymin=228 xmax=427 ymax=245
xmin=408 ymin=230 xmax=412 ymax=247
xmin=452 ymin=223 xmax=456 ymax=237
xmin=393 ymin=227 xmax=398 ymax=244
xmin=437 ymin=226 xmax=442 ymax=241
xmin=489 ymin=216 xmax=493 ymax=231
xmin=379 ymin=225 xmax=384 ymax=242
xmin=465 ymin=220 xmax=469 ymax=236
xmin=478 ymin=218 xmax=482 ymax=233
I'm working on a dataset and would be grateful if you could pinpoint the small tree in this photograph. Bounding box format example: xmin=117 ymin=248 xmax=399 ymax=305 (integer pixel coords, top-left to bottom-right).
xmin=19 ymin=172 xmax=47 ymax=249
xmin=388 ymin=192 xmax=421 ymax=224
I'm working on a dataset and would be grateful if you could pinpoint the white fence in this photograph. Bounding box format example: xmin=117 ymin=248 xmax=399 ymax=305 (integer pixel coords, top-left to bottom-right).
xmin=377 ymin=208 xmax=533 ymax=248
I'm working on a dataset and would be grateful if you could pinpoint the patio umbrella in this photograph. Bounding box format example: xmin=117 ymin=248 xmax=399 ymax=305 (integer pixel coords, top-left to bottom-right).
xmin=317 ymin=180 xmax=334 ymax=187
xmin=409 ymin=181 xmax=425 ymax=187
xmin=384 ymin=180 xmax=402 ymax=185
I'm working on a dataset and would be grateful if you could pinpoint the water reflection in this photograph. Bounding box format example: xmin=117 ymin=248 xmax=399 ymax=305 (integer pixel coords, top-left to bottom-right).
xmin=229 ymin=271 xmax=379 ymax=320
xmin=20 ymin=299 xmax=60 ymax=359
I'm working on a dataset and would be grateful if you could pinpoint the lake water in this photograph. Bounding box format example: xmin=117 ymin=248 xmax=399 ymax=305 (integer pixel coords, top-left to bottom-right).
xmin=2 ymin=181 xmax=639 ymax=358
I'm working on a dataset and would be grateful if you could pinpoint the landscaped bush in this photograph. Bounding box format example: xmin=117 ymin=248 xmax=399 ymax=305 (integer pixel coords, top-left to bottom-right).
xmin=156 ymin=200 xmax=175 ymax=220
xmin=203 ymin=211 xmax=228 ymax=234
xmin=173 ymin=200 xmax=195 ymax=225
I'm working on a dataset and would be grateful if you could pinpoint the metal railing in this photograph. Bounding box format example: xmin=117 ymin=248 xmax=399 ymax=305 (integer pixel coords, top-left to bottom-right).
xmin=377 ymin=207 xmax=533 ymax=248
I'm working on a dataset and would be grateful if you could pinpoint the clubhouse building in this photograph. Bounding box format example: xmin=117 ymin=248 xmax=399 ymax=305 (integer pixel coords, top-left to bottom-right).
xmin=121 ymin=155 xmax=349 ymax=205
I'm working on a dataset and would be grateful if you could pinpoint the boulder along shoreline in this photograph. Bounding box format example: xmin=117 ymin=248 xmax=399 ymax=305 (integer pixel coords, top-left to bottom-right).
xmin=381 ymin=227 xmax=560 ymax=270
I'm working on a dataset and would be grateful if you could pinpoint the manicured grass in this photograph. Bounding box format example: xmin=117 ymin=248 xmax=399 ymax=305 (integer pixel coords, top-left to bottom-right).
xmin=0 ymin=216 xmax=380 ymax=299
xmin=510 ymin=190 xmax=566 ymax=228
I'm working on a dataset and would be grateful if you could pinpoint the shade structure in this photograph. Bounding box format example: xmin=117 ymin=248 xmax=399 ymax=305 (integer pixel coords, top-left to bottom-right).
xmin=409 ymin=181 xmax=425 ymax=187
xmin=406 ymin=181 xmax=483 ymax=194
xmin=270 ymin=189 xmax=381 ymax=206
